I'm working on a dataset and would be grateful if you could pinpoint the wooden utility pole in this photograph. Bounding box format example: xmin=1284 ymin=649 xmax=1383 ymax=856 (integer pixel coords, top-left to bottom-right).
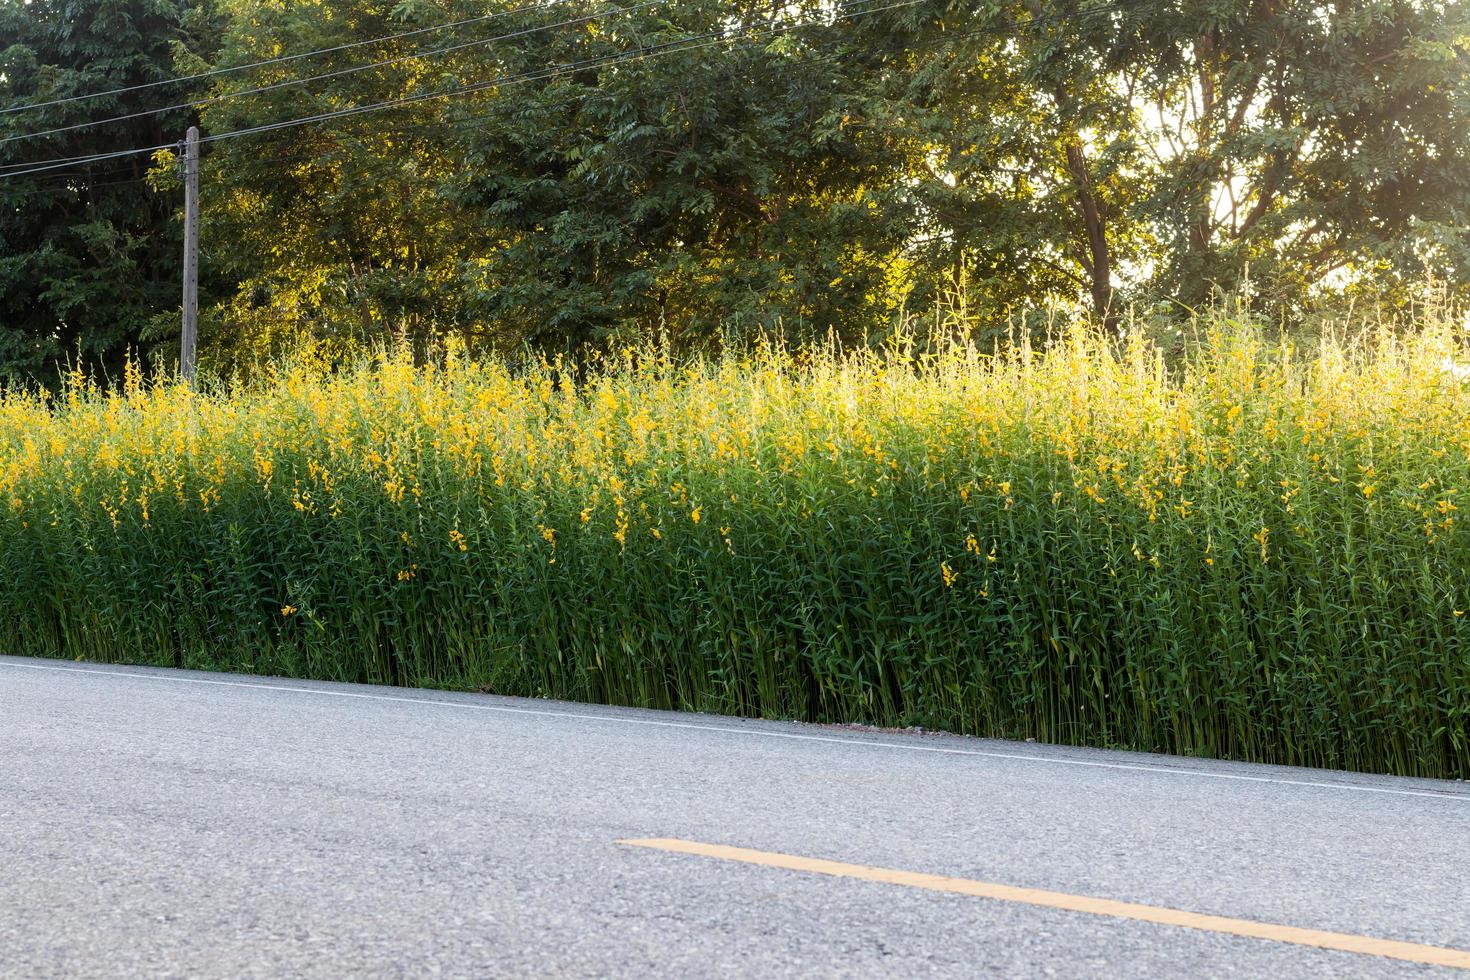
xmin=180 ymin=125 xmax=199 ymax=384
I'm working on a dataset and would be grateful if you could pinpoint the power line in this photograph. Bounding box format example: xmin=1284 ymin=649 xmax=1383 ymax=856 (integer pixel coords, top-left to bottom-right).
xmin=0 ymin=0 xmax=670 ymax=148
xmin=0 ymin=142 xmax=177 ymax=180
xmin=183 ymin=0 xmax=1145 ymax=221
xmin=0 ymin=0 xmax=687 ymax=177
xmin=189 ymin=0 xmax=955 ymax=149
xmin=0 ymin=0 xmax=582 ymax=118
xmin=187 ymin=4 xmax=1129 ymax=198
xmin=0 ymin=0 xmax=1136 ymax=183
xmin=213 ymin=0 xmax=1128 ymax=166
xmin=0 ymin=0 xmax=908 ymax=180
xmin=197 ymin=0 xmax=1141 ymax=154
xmin=2 ymin=171 xmax=150 ymax=200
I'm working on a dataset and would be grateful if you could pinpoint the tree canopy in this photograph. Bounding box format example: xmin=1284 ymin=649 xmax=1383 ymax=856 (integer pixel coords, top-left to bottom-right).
xmin=2 ymin=0 xmax=1467 ymax=377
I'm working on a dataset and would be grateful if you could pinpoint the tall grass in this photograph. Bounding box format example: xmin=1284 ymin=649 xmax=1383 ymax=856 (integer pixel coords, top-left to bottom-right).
xmin=2 ymin=309 xmax=1468 ymax=778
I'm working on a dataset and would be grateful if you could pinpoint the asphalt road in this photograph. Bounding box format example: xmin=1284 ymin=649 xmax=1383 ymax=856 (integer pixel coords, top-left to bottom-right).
xmin=3 ymin=654 xmax=1469 ymax=979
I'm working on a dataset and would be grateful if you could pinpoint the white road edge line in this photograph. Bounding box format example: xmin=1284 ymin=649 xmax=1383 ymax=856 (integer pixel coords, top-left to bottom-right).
xmin=3 ymin=658 xmax=1466 ymax=802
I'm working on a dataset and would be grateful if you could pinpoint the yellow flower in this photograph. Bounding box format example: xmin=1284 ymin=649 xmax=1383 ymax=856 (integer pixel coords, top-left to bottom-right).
xmin=940 ymin=562 xmax=957 ymax=588
xmin=690 ymin=506 xmax=701 ymax=524
xmin=449 ymin=528 xmax=468 ymax=552
xmin=281 ymin=605 xmax=297 ymax=617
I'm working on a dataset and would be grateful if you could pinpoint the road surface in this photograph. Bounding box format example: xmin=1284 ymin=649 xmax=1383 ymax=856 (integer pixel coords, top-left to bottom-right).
xmin=2 ymin=654 xmax=1468 ymax=978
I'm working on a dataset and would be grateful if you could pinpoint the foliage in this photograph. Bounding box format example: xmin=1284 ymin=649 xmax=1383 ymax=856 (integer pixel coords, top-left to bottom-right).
xmin=194 ymin=0 xmax=924 ymax=355
xmin=1088 ymin=0 xmax=1470 ymax=311
xmin=194 ymin=0 xmax=476 ymax=367
xmin=0 ymin=0 xmax=221 ymax=381
xmin=3 ymin=0 xmax=1468 ymax=368
xmin=442 ymin=0 xmax=920 ymax=349
xmin=2 ymin=301 xmax=1468 ymax=778
xmin=883 ymin=0 xmax=1470 ymax=324
xmin=203 ymin=0 xmax=1470 ymax=353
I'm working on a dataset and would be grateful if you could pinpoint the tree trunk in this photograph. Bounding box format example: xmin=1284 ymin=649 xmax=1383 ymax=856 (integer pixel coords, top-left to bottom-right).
xmin=1064 ymin=141 xmax=1117 ymax=335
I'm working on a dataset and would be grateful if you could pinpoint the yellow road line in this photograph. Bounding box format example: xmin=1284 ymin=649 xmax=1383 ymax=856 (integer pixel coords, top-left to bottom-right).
xmin=617 ymin=838 xmax=1470 ymax=970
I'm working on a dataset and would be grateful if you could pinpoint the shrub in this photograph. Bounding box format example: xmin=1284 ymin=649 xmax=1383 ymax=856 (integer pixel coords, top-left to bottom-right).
xmin=2 ymin=311 xmax=1468 ymax=777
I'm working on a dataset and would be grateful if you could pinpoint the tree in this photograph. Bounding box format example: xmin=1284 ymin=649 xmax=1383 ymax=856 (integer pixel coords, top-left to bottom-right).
xmin=98 ymin=0 xmax=1470 ymax=367
xmin=1025 ymin=0 xmax=1470 ymax=312
xmin=196 ymin=0 xmax=479 ymax=365
xmin=869 ymin=0 xmax=1470 ymax=329
xmin=444 ymin=0 xmax=920 ymax=349
xmin=864 ymin=1 xmax=1151 ymax=331
xmin=0 ymin=0 xmax=221 ymax=382
xmin=197 ymin=0 xmax=920 ymax=355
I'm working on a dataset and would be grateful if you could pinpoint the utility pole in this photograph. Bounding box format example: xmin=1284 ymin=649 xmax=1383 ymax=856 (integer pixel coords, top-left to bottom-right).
xmin=180 ymin=125 xmax=199 ymax=384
